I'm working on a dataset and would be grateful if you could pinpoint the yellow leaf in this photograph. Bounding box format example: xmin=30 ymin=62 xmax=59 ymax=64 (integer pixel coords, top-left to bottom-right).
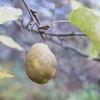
xmin=0 ymin=35 xmax=24 ymax=51
xmin=0 ymin=70 xmax=14 ymax=79
xmin=69 ymin=0 xmax=83 ymax=10
xmin=0 ymin=6 xmax=22 ymax=24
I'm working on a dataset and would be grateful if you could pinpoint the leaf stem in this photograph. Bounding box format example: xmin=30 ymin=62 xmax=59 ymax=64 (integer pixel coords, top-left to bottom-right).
xmin=46 ymin=20 xmax=70 ymax=26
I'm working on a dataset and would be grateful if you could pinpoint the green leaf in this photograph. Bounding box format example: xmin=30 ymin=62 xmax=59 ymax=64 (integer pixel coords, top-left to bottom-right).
xmin=0 ymin=35 xmax=24 ymax=51
xmin=0 ymin=70 xmax=14 ymax=79
xmin=89 ymin=43 xmax=99 ymax=59
xmin=69 ymin=7 xmax=100 ymax=51
xmin=0 ymin=6 xmax=22 ymax=24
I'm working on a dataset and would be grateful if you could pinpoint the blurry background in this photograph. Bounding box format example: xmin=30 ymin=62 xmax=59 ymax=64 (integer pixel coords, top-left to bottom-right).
xmin=0 ymin=0 xmax=100 ymax=100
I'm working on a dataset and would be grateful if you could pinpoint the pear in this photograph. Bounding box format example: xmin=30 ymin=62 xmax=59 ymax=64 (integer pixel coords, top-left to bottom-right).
xmin=25 ymin=43 xmax=57 ymax=84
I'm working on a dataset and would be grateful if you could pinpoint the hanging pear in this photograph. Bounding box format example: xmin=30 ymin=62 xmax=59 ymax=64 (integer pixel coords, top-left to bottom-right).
xmin=25 ymin=43 xmax=57 ymax=84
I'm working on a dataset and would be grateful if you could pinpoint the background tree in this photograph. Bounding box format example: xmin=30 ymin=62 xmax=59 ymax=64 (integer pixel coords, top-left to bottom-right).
xmin=0 ymin=0 xmax=100 ymax=100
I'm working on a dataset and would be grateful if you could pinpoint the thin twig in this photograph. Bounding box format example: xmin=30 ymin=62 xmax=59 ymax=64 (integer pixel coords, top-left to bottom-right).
xmin=48 ymin=37 xmax=88 ymax=57
xmin=47 ymin=37 xmax=100 ymax=61
xmin=31 ymin=10 xmax=40 ymax=25
xmin=21 ymin=0 xmax=45 ymax=40
xmin=45 ymin=32 xmax=86 ymax=37
xmin=22 ymin=0 xmax=35 ymax=22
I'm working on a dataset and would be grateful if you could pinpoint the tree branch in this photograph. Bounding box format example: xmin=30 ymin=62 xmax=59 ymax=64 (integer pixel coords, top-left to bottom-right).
xmin=47 ymin=37 xmax=88 ymax=57
xmin=47 ymin=37 xmax=100 ymax=61
xmin=22 ymin=0 xmax=35 ymax=23
xmin=45 ymin=32 xmax=86 ymax=37
xmin=21 ymin=0 xmax=45 ymax=41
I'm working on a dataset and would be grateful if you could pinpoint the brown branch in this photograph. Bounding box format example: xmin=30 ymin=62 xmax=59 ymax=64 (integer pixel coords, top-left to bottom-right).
xmin=30 ymin=28 xmax=86 ymax=37
xmin=45 ymin=32 xmax=86 ymax=37
xmin=21 ymin=0 xmax=45 ymax=40
xmin=48 ymin=37 xmax=88 ymax=57
xmin=22 ymin=0 xmax=35 ymax=24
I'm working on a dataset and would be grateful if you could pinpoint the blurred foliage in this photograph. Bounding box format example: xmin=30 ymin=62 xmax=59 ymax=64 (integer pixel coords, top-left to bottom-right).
xmin=0 ymin=60 xmax=100 ymax=100
xmin=89 ymin=43 xmax=99 ymax=59
xmin=0 ymin=70 xmax=14 ymax=79
xmin=68 ymin=86 xmax=100 ymax=100
xmin=0 ymin=6 xmax=23 ymax=51
xmin=0 ymin=5 xmax=23 ymax=79
xmin=0 ymin=60 xmax=28 ymax=100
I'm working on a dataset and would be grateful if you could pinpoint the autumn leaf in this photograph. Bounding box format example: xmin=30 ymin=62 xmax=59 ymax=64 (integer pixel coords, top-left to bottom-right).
xmin=0 ymin=6 xmax=22 ymax=24
xmin=0 ymin=35 xmax=24 ymax=51
xmin=69 ymin=0 xmax=83 ymax=10
xmin=0 ymin=70 xmax=14 ymax=79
